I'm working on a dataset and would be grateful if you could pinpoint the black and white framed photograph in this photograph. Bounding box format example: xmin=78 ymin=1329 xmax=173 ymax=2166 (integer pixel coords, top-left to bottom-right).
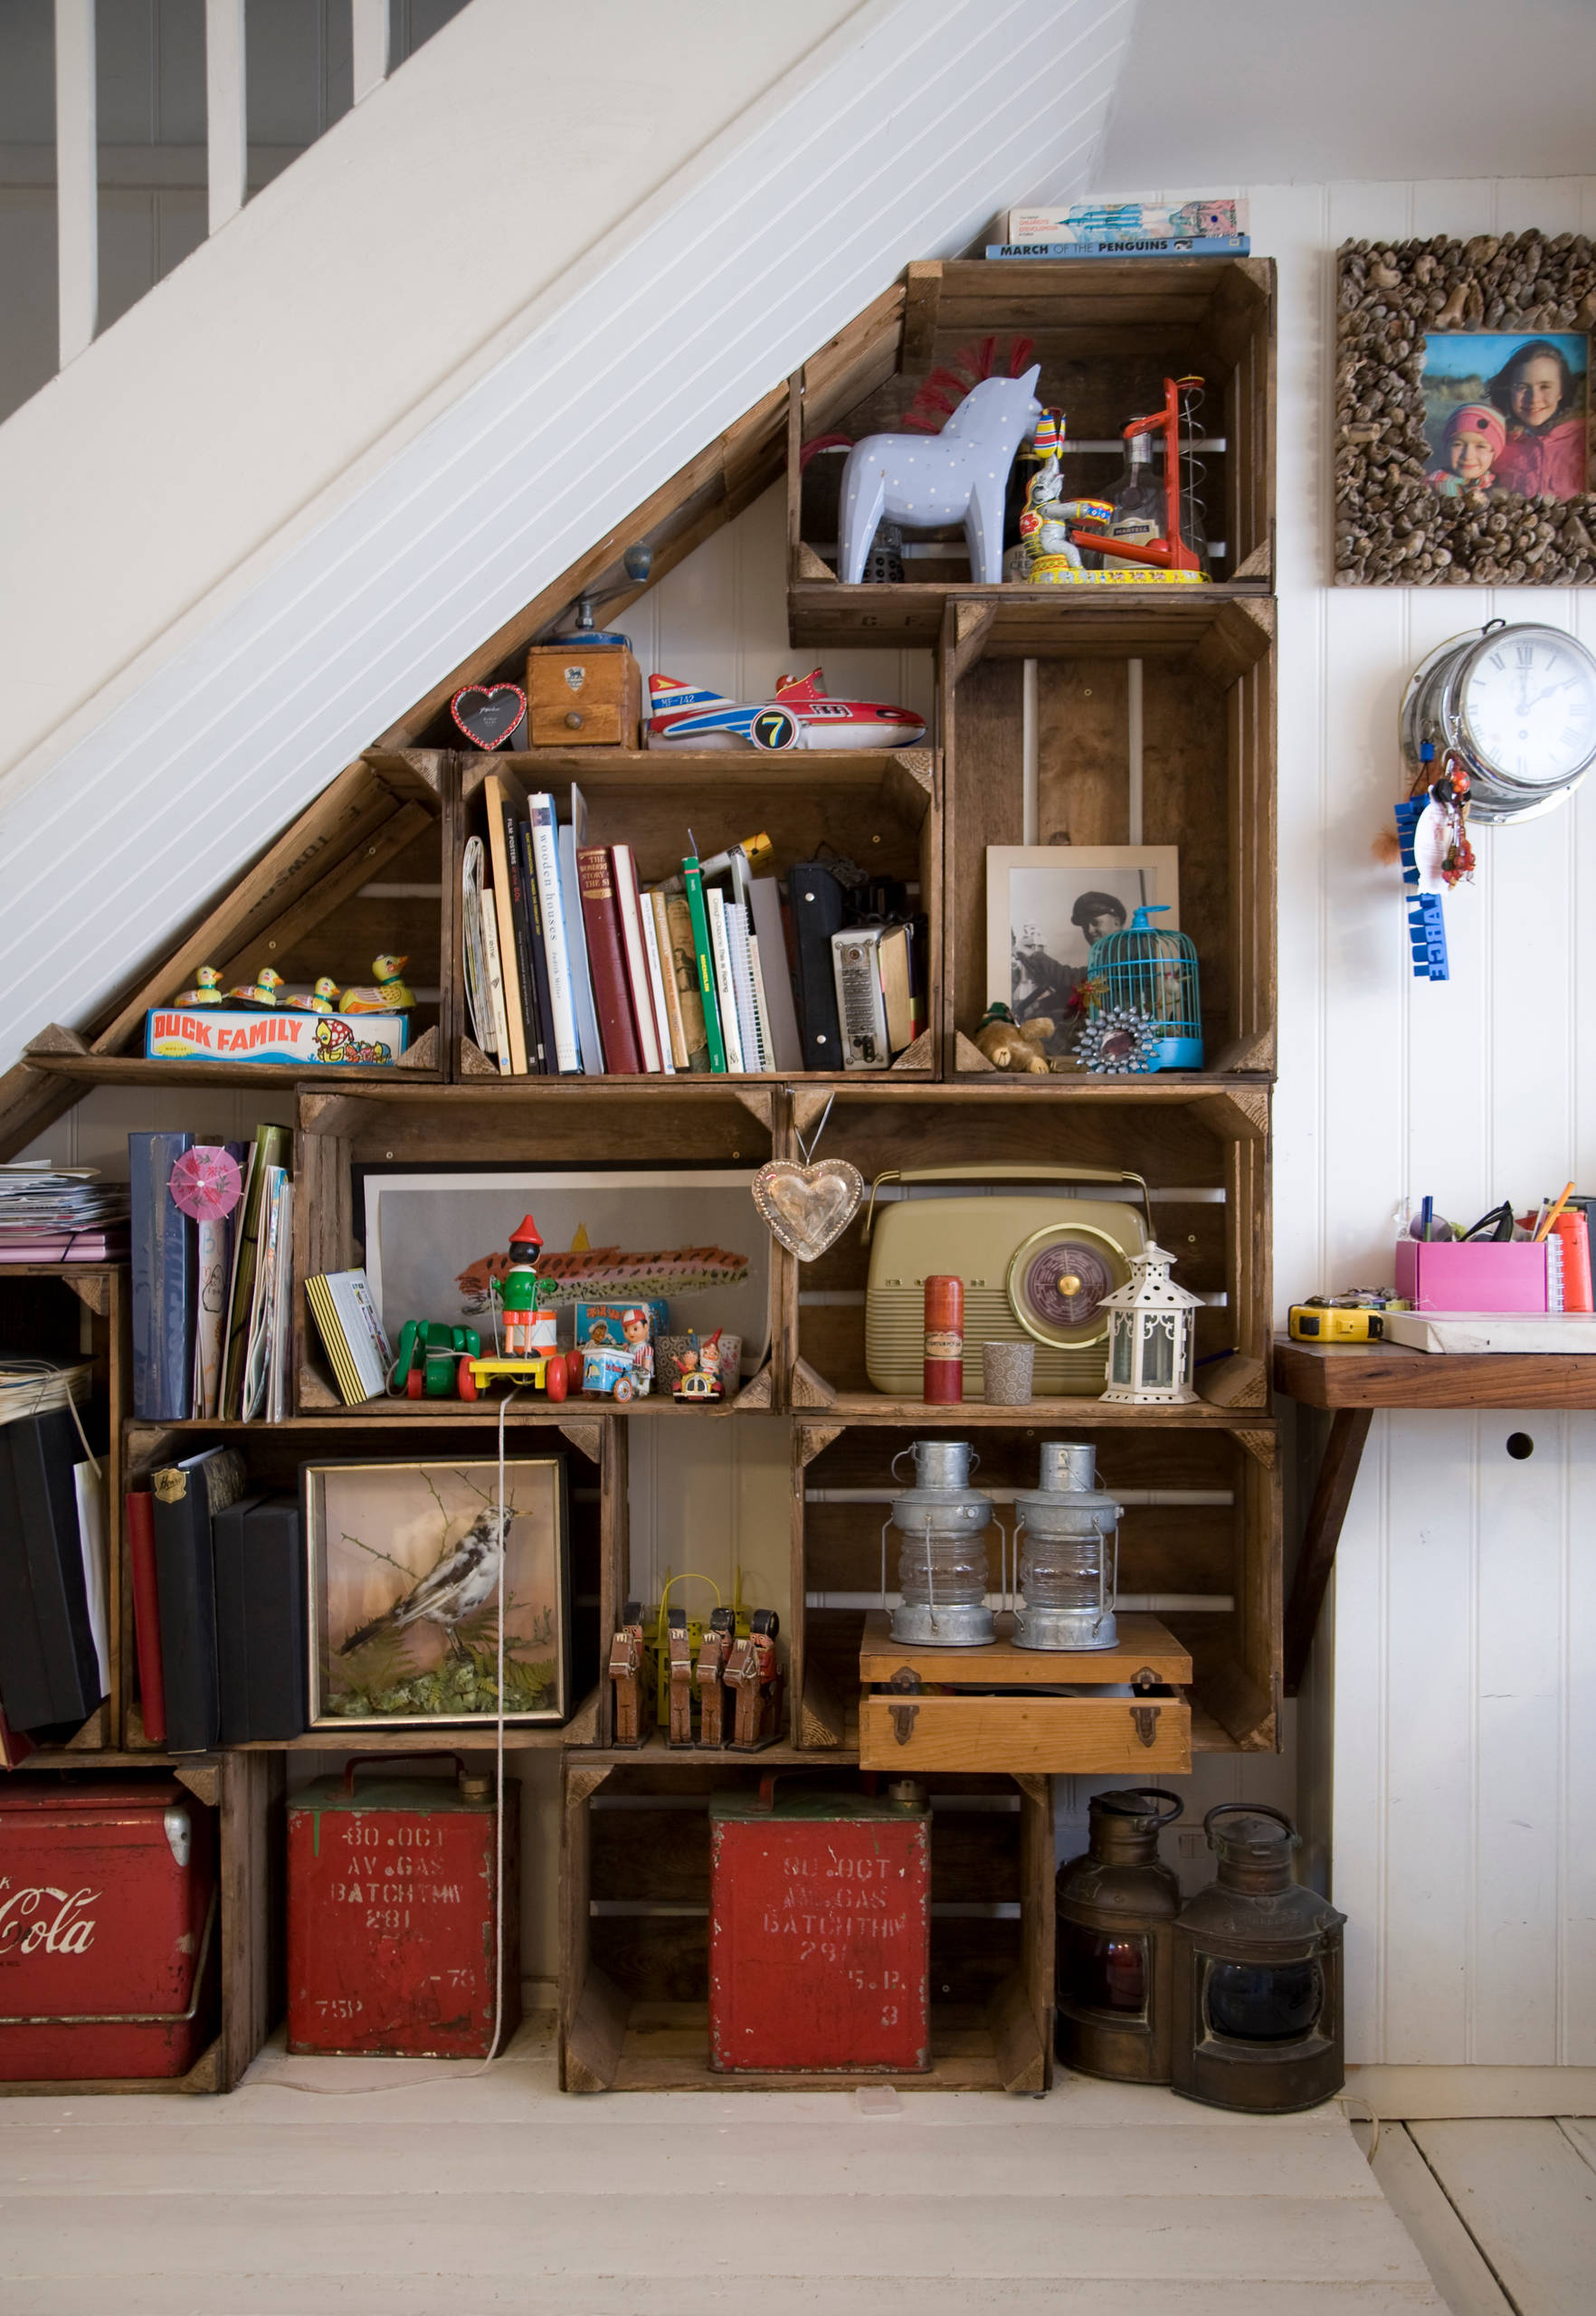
xmin=984 ymin=845 xmax=1181 ymax=1060
xmin=305 ymin=1456 xmax=570 ymax=1729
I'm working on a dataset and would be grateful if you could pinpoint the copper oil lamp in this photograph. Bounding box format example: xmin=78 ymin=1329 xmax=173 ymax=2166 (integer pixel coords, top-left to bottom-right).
xmin=1171 ymin=1804 xmax=1346 ymax=2113
xmin=1055 ymin=1787 xmax=1183 ymax=2082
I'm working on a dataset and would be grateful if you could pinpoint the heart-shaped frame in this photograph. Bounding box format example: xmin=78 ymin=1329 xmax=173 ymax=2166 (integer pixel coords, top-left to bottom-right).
xmin=451 ymin=682 xmax=527 ymax=750
xmin=752 ymin=1159 xmax=865 ymax=1261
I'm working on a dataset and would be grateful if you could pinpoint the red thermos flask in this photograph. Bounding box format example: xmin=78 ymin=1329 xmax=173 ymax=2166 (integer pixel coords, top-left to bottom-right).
xmin=924 ymin=1274 xmax=964 ymax=1403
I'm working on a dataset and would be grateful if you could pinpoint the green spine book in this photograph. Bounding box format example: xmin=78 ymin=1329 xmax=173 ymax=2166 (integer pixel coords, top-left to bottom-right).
xmin=681 ymin=857 xmax=727 ymax=1074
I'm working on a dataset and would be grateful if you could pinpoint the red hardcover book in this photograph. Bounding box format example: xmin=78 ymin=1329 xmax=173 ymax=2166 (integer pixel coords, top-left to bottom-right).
xmin=124 ymin=1488 xmax=167 ymax=1745
xmin=576 ymin=846 xmax=642 ymax=1075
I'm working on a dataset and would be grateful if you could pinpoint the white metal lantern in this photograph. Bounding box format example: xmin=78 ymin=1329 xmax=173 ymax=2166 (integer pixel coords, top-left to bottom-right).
xmin=1098 ymin=1241 xmax=1201 ymax=1406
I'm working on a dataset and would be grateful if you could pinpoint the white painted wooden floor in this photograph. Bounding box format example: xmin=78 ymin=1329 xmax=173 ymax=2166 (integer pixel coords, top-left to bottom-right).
xmin=1367 ymin=2117 xmax=1596 ymax=2316
xmin=0 ymin=2017 xmax=1441 ymax=2316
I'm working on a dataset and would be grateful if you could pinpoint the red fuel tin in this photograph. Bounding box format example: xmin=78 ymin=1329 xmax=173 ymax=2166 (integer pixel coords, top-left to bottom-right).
xmin=0 ymin=1777 xmax=218 ymax=2082
xmin=287 ymin=1757 xmax=519 ymax=2058
xmin=708 ymin=1785 xmax=930 ymax=2074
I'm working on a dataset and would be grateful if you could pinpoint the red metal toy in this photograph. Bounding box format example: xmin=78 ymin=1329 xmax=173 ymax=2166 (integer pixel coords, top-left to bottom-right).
xmin=1075 ymin=375 xmax=1206 ymax=574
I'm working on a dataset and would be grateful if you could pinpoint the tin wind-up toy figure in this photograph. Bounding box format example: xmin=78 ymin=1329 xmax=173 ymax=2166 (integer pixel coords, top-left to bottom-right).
xmin=461 ymin=1215 xmax=570 ymax=1401
xmin=608 ymin=1599 xmax=652 ymax=1748
xmin=727 ymin=1609 xmax=784 ymax=1751
xmin=696 ymin=1607 xmax=736 ymax=1750
xmin=667 ymin=1605 xmax=697 ymax=1747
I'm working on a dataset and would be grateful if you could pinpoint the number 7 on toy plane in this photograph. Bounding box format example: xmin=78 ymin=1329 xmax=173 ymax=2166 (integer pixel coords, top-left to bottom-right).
xmin=646 ymin=668 xmax=926 ymax=753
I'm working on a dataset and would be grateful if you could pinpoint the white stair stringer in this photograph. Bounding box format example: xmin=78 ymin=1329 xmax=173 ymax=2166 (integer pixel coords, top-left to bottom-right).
xmin=0 ymin=0 xmax=1135 ymax=1078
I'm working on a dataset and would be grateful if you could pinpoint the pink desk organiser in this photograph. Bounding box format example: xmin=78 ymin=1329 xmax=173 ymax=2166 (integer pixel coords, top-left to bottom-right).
xmin=1394 ymin=1239 xmax=1551 ymax=1312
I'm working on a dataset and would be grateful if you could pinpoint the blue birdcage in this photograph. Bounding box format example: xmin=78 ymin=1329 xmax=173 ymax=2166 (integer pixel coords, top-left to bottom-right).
xmin=1087 ymin=905 xmax=1203 ymax=1070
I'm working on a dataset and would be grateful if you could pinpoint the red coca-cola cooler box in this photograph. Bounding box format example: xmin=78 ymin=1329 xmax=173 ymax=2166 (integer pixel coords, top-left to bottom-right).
xmin=709 ymin=1785 xmax=930 ymax=2074
xmin=0 ymin=1777 xmax=218 ymax=2082
xmin=288 ymin=1757 xmax=519 ymax=2059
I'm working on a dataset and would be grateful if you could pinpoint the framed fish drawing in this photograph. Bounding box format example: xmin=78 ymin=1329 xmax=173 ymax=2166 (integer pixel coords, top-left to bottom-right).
xmin=304 ymin=1457 xmax=569 ymax=1729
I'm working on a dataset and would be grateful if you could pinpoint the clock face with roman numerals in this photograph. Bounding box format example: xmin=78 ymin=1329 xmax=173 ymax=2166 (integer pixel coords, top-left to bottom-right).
xmin=1461 ymin=625 xmax=1596 ymax=787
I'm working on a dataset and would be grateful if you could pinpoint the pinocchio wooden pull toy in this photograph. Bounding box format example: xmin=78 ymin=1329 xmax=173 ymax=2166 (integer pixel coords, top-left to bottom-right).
xmin=666 ymin=1606 xmax=697 ymax=1747
xmin=607 ymin=1599 xmax=651 ymax=1748
xmin=727 ymin=1609 xmax=784 ymax=1751
xmin=695 ymin=1607 xmax=736 ymax=1750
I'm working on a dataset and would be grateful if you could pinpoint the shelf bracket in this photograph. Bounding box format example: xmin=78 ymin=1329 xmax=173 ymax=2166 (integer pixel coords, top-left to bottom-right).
xmin=1283 ymin=1408 xmax=1374 ymax=1696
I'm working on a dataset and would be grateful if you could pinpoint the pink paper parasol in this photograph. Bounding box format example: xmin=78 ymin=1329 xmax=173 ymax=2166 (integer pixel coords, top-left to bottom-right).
xmin=168 ymin=1145 xmax=243 ymax=1222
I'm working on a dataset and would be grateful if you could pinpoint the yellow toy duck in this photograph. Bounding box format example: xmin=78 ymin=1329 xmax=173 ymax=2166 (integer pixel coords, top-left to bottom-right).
xmin=340 ymin=954 xmax=415 ymax=1014
xmin=285 ymin=976 xmax=342 ymax=1015
xmin=229 ymin=967 xmax=285 ymax=1009
xmin=176 ymin=965 xmax=224 ymax=1006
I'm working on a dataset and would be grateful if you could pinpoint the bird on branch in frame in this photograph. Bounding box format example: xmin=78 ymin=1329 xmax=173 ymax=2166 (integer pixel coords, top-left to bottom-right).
xmin=338 ymin=1505 xmax=507 ymax=1658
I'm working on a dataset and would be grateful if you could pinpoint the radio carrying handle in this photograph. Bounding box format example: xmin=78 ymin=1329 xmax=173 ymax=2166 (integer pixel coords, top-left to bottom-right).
xmin=860 ymin=1163 xmax=1154 ymax=1245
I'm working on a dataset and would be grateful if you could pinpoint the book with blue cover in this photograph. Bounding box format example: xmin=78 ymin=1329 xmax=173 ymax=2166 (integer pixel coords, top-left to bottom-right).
xmin=129 ymin=1132 xmax=195 ymax=1422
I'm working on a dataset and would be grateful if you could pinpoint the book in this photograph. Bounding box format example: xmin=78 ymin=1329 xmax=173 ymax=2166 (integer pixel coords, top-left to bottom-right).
xmin=480 ymin=897 xmax=513 ymax=1076
xmin=559 ymin=795 xmax=605 ymax=1072
xmin=664 ymin=891 xmax=709 ymax=1069
xmin=520 ymin=821 xmax=556 ymax=1074
xmin=877 ymin=922 xmax=916 ymax=1054
xmin=681 ymin=856 xmax=727 ymax=1073
xmin=461 ymin=834 xmax=498 ymax=1063
xmin=638 ymin=886 xmax=678 ymax=1075
xmin=192 ymin=1139 xmax=247 ymax=1420
xmin=124 ymin=1486 xmax=166 ymax=1744
xmin=790 ymin=859 xmax=847 ymax=1069
xmin=129 ymin=1132 xmax=195 ymax=1421
xmin=576 ymin=845 xmax=642 ymax=1074
xmin=1000 ymin=197 xmax=1249 ymax=250
xmin=213 ymin=1495 xmax=307 ymax=1743
xmin=649 ymin=889 xmax=689 ymax=1069
xmin=482 ymin=770 xmax=531 ymax=1074
xmin=832 ymin=925 xmax=891 ymax=1068
xmin=0 ymin=1404 xmax=104 ymax=1731
xmin=527 ymin=793 xmax=581 ymax=1073
xmin=612 ymin=845 xmax=662 ymax=1073
xmin=267 ymin=1178 xmax=294 ymax=1424
xmin=746 ymin=926 xmax=777 ymax=1078
xmin=724 ymin=899 xmax=765 ymax=1074
xmin=985 ymin=237 xmax=1249 ymax=261
xmin=746 ymin=878 xmax=803 ymax=1070
xmin=150 ymin=1444 xmax=247 ymax=1751
xmin=707 ymin=888 xmax=745 ymax=1073
xmin=239 ymin=1163 xmax=287 ymax=1421
xmin=72 ymin=1459 xmax=109 ymax=1694
xmin=220 ymin=1125 xmax=290 ymax=1419
xmin=306 ymin=1267 xmax=393 ymax=1406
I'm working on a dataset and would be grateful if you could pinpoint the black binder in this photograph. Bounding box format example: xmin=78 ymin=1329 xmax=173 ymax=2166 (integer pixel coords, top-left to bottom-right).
xmin=0 ymin=1409 xmax=102 ymax=1731
xmin=151 ymin=1445 xmax=247 ymax=1751
xmin=789 ymin=860 xmax=847 ymax=1070
xmin=214 ymin=1494 xmax=308 ymax=1743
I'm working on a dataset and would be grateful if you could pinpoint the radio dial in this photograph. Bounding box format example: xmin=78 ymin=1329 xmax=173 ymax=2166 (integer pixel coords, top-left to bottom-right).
xmin=1058 ymin=1273 xmax=1082 ymax=1296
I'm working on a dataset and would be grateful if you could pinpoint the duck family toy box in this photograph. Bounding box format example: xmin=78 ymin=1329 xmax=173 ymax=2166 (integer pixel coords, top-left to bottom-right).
xmin=145 ymin=1008 xmax=409 ymax=1066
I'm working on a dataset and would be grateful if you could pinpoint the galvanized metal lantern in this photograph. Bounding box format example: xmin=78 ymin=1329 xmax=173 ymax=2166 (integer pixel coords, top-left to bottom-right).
xmin=1171 ymin=1804 xmax=1346 ymax=2113
xmin=1012 ymin=1439 xmax=1122 ymax=1651
xmin=1098 ymin=1241 xmax=1200 ymax=1405
xmin=1056 ymin=1787 xmax=1183 ymax=2083
xmin=1088 ymin=904 xmax=1203 ymax=1069
xmin=885 ymin=1438 xmax=996 ymax=1647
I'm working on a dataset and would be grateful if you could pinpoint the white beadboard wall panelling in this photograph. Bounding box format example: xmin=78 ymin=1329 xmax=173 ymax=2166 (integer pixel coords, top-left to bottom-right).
xmin=0 ymin=0 xmax=1134 ymax=1077
xmin=1249 ymin=171 xmax=1596 ymax=2067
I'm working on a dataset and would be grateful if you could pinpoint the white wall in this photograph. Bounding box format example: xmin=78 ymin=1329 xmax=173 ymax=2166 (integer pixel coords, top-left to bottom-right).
xmin=1255 ymin=175 xmax=1596 ymax=2068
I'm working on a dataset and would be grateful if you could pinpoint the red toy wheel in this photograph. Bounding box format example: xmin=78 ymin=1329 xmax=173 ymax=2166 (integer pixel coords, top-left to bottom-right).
xmin=405 ymin=1367 xmax=423 ymax=1399
xmin=546 ymin=1356 xmax=568 ymax=1402
xmin=457 ymin=1357 xmax=479 ymax=1400
xmin=565 ymin=1347 xmax=585 ymax=1394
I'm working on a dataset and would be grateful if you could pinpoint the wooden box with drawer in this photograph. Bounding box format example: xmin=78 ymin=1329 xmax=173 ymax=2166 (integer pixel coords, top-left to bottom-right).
xmin=858 ymin=1611 xmax=1192 ymax=1775
xmin=526 ymin=641 xmax=642 ymax=749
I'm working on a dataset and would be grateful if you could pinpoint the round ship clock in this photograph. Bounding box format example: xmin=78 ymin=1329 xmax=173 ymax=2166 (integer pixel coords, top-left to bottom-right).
xmin=1401 ymin=620 xmax=1596 ymax=823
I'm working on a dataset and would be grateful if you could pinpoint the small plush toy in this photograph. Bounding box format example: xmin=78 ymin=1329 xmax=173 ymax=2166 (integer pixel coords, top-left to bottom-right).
xmin=341 ymin=954 xmax=415 ymax=1014
xmin=974 ymin=1001 xmax=1053 ymax=1074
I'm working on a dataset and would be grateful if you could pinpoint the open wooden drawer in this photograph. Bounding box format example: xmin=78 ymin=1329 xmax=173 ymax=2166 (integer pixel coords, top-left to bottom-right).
xmin=858 ymin=1611 xmax=1192 ymax=1775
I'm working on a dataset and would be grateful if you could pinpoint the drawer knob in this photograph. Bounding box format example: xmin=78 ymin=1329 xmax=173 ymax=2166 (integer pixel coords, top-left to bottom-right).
xmin=565 ymin=710 xmax=584 ymax=729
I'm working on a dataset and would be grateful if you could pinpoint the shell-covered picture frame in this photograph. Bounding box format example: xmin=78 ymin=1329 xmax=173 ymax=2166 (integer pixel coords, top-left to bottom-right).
xmin=1336 ymin=233 xmax=1596 ymax=586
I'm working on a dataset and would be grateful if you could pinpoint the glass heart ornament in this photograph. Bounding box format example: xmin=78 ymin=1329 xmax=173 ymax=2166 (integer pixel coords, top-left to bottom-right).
xmin=168 ymin=1144 xmax=243 ymax=1222
xmin=751 ymin=1160 xmax=864 ymax=1260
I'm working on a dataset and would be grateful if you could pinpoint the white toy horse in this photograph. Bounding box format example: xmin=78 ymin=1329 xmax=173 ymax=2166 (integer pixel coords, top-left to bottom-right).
xmin=838 ymin=366 xmax=1042 ymax=586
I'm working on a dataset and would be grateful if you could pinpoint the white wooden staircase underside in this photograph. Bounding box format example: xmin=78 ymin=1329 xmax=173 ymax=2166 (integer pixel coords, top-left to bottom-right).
xmin=0 ymin=0 xmax=1134 ymax=1079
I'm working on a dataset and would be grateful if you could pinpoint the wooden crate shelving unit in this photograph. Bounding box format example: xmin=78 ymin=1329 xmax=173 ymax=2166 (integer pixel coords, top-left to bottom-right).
xmin=0 ymin=253 xmax=1278 ymax=2096
xmin=559 ymin=1757 xmax=1053 ymax=2094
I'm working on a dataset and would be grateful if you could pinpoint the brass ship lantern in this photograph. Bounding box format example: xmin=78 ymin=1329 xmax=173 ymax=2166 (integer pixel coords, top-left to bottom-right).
xmin=1171 ymin=1804 xmax=1345 ymax=2113
xmin=1055 ymin=1787 xmax=1183 ymax=2083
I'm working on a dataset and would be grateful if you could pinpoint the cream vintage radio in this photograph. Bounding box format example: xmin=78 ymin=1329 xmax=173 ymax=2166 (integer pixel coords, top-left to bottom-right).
xmin=862 ymin=1163 xmax=1153 ymax=1399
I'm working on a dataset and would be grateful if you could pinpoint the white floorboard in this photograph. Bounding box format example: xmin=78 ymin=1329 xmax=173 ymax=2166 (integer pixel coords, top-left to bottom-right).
xmin=0 ymin=2021 xmax=1443 ymax=2316
xmin=1408 ymin=2120 xmax=1596 ymax=2316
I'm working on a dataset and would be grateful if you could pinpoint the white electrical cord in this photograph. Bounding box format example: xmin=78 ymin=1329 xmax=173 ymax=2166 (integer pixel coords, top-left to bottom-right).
xmin=253 ymin=1393 xmax=518 ymax=2098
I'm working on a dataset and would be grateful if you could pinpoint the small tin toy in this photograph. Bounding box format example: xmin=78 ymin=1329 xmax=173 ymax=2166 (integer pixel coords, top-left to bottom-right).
xmin=607 ymin=1600 xmax=652 ymax=1747
xmin=667 ymin=1607 xmax=696 ymax=1746
xmin=229 ymin=967 xmax=284 ymax=1008
xmin=176 ymin=965 xmax=224 ymax=1005
xmin=342 ymin=954 xmax=416 ymax=1013
xmin=284 ymin=976 xmax=342 ymax=1014
xmin=727 ymin=1609 xmax=784 ymax=1749
xmin=672 ymin=1328 xmax=726 ymax=1400
xmin=696 ymin=1607 xmax=736 ymax=1749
